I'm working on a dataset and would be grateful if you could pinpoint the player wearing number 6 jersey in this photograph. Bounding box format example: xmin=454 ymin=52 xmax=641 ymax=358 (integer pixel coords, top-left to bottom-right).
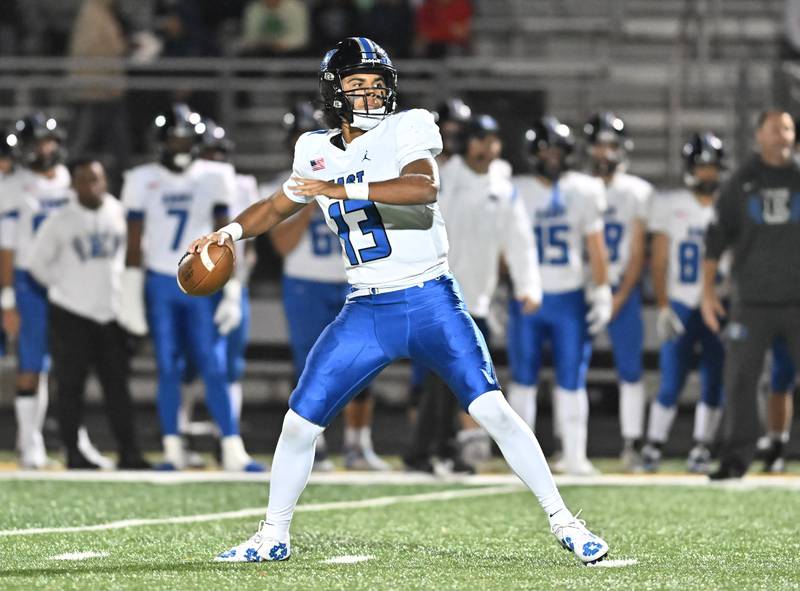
xmin=509 ymin=116 xmax=611 ymax=476
xmin=120 ymin=104 xmax=260 ymax=472
xmin=583 ymin=112 xmax=653 ymax=471
xmin=192 ymin=37 xmax=608 ymax=565
xmin=642 ymin=132 xmax=728 ymax=474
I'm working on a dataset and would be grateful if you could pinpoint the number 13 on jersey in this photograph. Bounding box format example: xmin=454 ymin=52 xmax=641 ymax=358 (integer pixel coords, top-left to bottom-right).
xmin=328 ymin=200 xmax=392 ymax=265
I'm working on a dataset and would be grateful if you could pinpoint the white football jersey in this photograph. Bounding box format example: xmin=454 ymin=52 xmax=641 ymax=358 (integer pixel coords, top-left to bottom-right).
xmin=282 ymin=109 xmax=447 ymax=291
xmin=514 ymin=171 xmax=607 ymax=293
xmin=602 ymin=172 xmax=653 ymax=286
xmin=121 ymin=159 xmax=236 ymax=276
xmin=0 ymin=165 xmax=73 ymax=271
xmin=233 ymin=173 xmax=260 ymax=262
xmin=263 ymin=172 xmax=346 ymax=283
xmin=648 ymin=189 xmax=719 ymax=308
xmin=438 ymin=155 xmax=540 ymax=318
xmin=29 ymin=195 xmax=126 ymax=323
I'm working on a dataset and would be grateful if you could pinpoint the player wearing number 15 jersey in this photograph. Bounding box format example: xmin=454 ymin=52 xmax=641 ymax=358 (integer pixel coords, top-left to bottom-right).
xmin=120 ymin=104 xmax=260 ymax=472
xmin=642 ymin=132 xmax=728 ymax=474
xmin=509 ymin=116 xmax=611 ymax=476
xmin=583 ymin=112 xmax=653 ymax=471
xmin=196 ymin=37 xmax=607 ymax=565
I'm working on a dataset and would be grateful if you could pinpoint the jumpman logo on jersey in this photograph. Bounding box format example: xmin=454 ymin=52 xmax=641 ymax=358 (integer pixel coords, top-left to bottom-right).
xmin=362 ymin=151 xmax=371 ymax=162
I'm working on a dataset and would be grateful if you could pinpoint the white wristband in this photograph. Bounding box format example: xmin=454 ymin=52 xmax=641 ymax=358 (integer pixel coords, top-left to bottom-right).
xmin=344 ymin=182 xmax=370 ymax=200
xmin=218 ymin=222 xmax=243 ymax=242
xmin=1 ymin=286 xmax=15 ymax=310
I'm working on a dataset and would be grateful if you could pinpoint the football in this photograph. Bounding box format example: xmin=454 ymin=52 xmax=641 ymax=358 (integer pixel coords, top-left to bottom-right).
xmin=177 ymin=240 xmax=235 ymax=296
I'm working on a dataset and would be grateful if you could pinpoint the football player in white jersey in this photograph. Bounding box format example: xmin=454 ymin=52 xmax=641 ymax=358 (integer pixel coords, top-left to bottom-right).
xmin=508 ymin=116 xmax=611 ymax=476
xmin=0 ymin=113 xmax=73 ymax=468
xmin=120 ymin=104 xmax=261 ymax=472
xmin=270 ymin=101 xmax=389 ymax=472
xmin=642 ymin=132 xmax=727 ymax=473
xmin=583 ymin=112 xmax=653 ymax=471
xmin=190 ymin=37 xmax=608 ymax=565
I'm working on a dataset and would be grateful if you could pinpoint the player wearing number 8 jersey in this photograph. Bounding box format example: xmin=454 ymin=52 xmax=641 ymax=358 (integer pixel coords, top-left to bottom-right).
xmin=196 ymin=37 xmax=608 ymax=565
xmin=583 ymin=112 xmax=653 ymax=471
xmin=641 ymin=132 xmax=728 ymax=474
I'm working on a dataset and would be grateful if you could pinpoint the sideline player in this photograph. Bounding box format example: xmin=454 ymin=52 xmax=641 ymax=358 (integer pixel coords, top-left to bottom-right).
xmin=583 ymin=112 xmax=652 ymax=470
xmin=509 ymin=116 xmax=611 ymax=476
xmin=641 ymin=132 xmax=727 ymax=473
xmin=190 ymin=38 xmax=608 ymax=564
xmin=120 ymin=104 xmax=260 ymax=471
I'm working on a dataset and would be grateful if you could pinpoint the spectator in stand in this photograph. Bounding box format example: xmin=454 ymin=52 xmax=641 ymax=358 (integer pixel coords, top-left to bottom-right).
xmin=310 ymin=0 xmax=360 ymax=56
xmin=18 ymin=0 xmax=82 ymax=55
xmin=415 ymin=0 xmax=472 ymax=58
xmin=237 ymin=0 xmax=309 ymax=57
xmin=67 ymin=0 xmax=131 ymax=194
xmin=361 ymin=0 xmax=414 ymax=59
xmin=155 ymin=0 xmax=212 ymax=57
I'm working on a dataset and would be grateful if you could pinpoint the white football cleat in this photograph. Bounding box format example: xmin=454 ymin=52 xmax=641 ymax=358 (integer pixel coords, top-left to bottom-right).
xmin=687 ymin=444 xmax=712 ymax=474
xmin=221 ymin=435 xmax=267 ymax=472
xmin=215 ymin=521 xmax=290 ymax=562
xmin=550 ymin=510 xmax=609 ymax=565
xmin=345 ymin=446 xmax=391 ymax=471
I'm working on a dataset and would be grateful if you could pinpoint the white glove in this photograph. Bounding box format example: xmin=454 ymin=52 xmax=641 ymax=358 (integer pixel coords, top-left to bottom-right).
xmin=656 ymin=306 xmax=685 ymax=343
xmin=585 ymin=284 xmax=612 ymax=336
xmin=214 ymin=278 xmax=242 ymax=335
xmin=118 ymin=267 xmax=148 ymax=336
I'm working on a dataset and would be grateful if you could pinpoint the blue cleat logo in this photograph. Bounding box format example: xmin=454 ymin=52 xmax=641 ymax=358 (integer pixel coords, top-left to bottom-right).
xmin=269 ymin=543 xmax=288 ymax=561
xmin=244 ymin=547 xmax=261 ymax=562
xmin=563 ymin=536 xmax=574 ymax=551
xmin=582 ymin=541 xmax=604 ymax=557
xmin=218 ymin=548 xmax=236 ymax=559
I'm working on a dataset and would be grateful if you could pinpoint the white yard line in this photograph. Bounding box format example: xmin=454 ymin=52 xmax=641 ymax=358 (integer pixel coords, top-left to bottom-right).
xmin=49 ymin=551 xmax=109 ymax=561
xmin=0 ymin=485 xmax=521 ymax=538
xmin=1 ymin=470 xmax=799 ymax=489
xmin=322 ymin=555 xmax=375 ymax=564
xmin=590 ymin=558 xmax=638 ymax=568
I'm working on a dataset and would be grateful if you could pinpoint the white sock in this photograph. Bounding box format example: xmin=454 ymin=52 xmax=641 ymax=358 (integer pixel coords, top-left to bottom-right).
xmin=647 ymin=401 xmax=677 ymax=444
xmin=344 ymin=426 xmax=359 ymax=450
xmin=619 ymin=381 xmax=646 ymax=441
xmin=163 ymin=435 xmax=187 ymax=469
xmin=229 ymin=382 xmax=243 ymax=423
xmin=507 ymin=382 xmax=537 ymax=431
xmin=552 ymin=388 xmax=562 ymax=440
xmin=468 ymin=391 xmax=566 ymax=517
xmin=556 ymin=387 xmax=589 ymax=469
xmin=358 ymin=426 xmax=375 ymax=452
xmin=15 ymin=396 xmax=38 ymax=456
xmin=36 ymin=372 xmax=49 ymax=431
xmin=693 ymin=402 xmax=723 ymax=445
xmin=265 ymin=409 xmax=325 ymax=540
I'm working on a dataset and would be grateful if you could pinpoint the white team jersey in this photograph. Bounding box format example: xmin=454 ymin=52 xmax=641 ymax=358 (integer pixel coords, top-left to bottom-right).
xmin=602 ymin=172 xmax=653 ymax=286
xmin=0 ymin=165 xmax=73 ymax=271
xmin=264 ymin=172 xmax=346 ymax=283
xmin=282 ymin=109 xmax=447 ymax=290
xmin=514 ymin=171 xmax=607 ymax=294
xmin=121 ymin=159 xmax=235 ymax=276
xmin=28 ymin=195 xmax=126 ymax=323
xmin=233 ymin=173 xmax=260 ymax=263
xmin=438 ymin=155 xmax=540 ymax=318
xmin=649 ymin=189 xmax=722 ymax=308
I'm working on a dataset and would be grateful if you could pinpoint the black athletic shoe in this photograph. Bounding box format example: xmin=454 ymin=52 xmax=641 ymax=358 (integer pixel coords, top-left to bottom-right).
xmin=118 ymin=456 xmax=153 ymax=470
xmin=403 ymin=456 xmax=434 ymax=473
xmin=66 ymin=450 xmax=103 ymax=470
xmin=761 ymin=440 xmax=786 ymax=473
xmin=709 ymin=460 xmax=746 ymax=480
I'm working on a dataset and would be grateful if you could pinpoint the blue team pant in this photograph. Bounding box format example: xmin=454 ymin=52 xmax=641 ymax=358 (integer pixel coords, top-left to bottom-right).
xmin=225 ymin=287 xmax=250 ymax=383
xmin=507 ymin=288 xmax=592 ymax=391
xmin=607 ymin=285 xmax=644 ymax=383
xmin=145 ymin=271 xmax=236 ymax=436
xmin=771 ymin=337 xmax=797 ymax=393
xmin=281 ymin=276 xmax=350 ymax=378
xmin=656 ymin=300 xmax=724 ymax=409
xmin=15 ymin=269 xmax=49 ymax=373
xmin=290 ymin=274 xmax=498 ymax=426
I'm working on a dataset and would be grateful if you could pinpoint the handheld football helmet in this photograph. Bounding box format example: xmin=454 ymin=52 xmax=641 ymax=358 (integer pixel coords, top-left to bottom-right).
xmin=195 ymin=118 xmax=234 ymax=162
xmin=683 ymin=131 xmax=725 ymax=194
xmin=154 ymin=103 xmax=201 ymax=171
xmin=583 ymin=111 xmax=632 ymax=176
xmin=524 ymin=116 xmax=574 ymax=181
xmin=12 ymin=112 xmax=65 ymax=172
xmin=319 ymin=37 xmax=397 ymax=130
xmin=433 ymin=97 xmax=472 ymax=157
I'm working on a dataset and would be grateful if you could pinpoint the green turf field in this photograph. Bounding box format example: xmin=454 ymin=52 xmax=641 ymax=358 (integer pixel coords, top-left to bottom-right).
xmin=1 ymin=475 xmax=799 ymax=590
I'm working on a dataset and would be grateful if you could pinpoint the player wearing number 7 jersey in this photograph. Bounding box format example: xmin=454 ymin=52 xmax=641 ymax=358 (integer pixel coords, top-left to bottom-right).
xmin=642 ymin=132 xmax=728 ymax=474
xmin=583 ymin=112 xmax=653 ymax=472
xmin=120 ymin=103 xmax=261 ymax=472
xmin=192 ymin=37 xmax=608 ymax=565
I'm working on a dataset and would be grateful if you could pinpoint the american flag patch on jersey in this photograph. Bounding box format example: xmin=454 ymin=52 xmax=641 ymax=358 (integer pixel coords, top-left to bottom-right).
xmin=310 ymin=157 xmax=326 ymax=171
